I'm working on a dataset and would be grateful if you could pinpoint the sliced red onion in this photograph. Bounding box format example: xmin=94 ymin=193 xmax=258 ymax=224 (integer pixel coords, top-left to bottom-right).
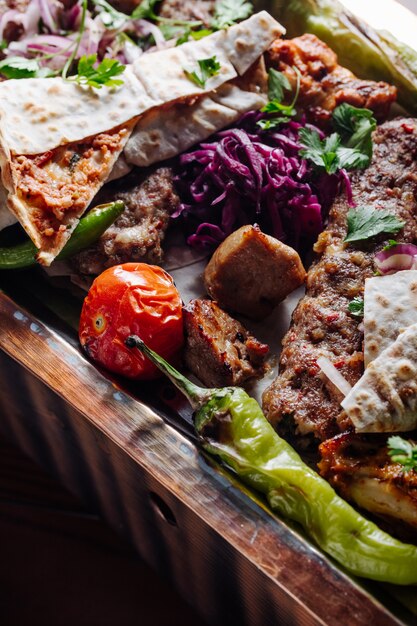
xmin=374 ymin=243 xmax=417 ymax=275
xmin=37 ymin=0 xmax=58 ymax=33
xmin=317 ymin=356 xmax=352 ymax=397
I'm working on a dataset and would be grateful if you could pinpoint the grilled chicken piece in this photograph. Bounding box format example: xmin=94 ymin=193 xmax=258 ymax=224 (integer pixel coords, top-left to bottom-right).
xmin=204 ymin=225 xmax=306 ymax=321
xmin=262 ymin=119 xmax=417 ymax=444
xmin=319 ymin=432 xmax=417 ymax=538
xmin=266 ymin=34 xmax=397 ymax=129
xmin=183 ymin=299 xmax=269 ymax=388
xmin=72 ymin=167 xmax=179 ymax=276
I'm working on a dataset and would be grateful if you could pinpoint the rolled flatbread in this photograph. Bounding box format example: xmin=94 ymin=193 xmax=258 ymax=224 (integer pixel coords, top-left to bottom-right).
xmin=364 ymin=270 xmax=417 ymax=365
xmin=342 ymin=322 xmax=417 ymax=432
xmin=0 ymin=11 xmax=283 ymax=265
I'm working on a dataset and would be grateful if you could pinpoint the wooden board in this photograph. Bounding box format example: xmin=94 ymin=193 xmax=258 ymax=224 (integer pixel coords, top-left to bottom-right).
xmin=0 ymin=280 xmax=414 ymax=626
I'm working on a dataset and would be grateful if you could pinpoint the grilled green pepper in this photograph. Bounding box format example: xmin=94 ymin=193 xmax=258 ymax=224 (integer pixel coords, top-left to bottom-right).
xmin=126 ymin=334 xmax=417 ymax=585
xmin=0 ymin=200 xmax=124 ymax=270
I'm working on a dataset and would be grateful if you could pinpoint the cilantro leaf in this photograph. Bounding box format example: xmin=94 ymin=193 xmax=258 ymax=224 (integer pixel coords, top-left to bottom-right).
xmin=299 ymin=127 xmax=372 ymax=175
xmin=175 ymin=27 xmax=213 ymax=46
xmin=183 ymin=56 xmax=221 ymax=88
xmin=348 ymin=297 xmax=364 ymax=318
xmin=267 ymin=67 xmax=291 ymax=102
xmin=383 ymin=239 xmax=398 ymax=251
xmin=93 ymin=0 xmax=128 ymax=29
xmin=332 ymin=103 xmax=376 ymax=160
xmin=388 ymin=436 xmax=417 ymax=472
xmin=0 ymin=57 xmax=54 ymax=79
xmin=257 ymin=67 xmax=299 ymax=131
xmin=344 ymin=206 xmax=405 ymax=244
xmin=73 ymin=54 xmax=125 ymax=89
xmin=212 ymin=0 xmax=253 ymax=30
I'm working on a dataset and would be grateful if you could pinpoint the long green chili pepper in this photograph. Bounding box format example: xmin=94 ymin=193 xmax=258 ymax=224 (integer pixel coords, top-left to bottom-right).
xmin=126 ymin=334 xmax=417 ymax=585
xmin=0 ymin=201 xmax=124 ymax=270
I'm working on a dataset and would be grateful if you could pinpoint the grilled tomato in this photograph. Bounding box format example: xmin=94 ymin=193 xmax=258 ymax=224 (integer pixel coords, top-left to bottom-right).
xmin=79 ymin=263 xmax=183 ymax=379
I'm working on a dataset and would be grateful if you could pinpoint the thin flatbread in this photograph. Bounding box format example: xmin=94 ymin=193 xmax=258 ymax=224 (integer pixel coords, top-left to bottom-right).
xmin=364 ymin=271 xmax=417 ymax=365
xmin=125 ymin=59 xmax=268 ymax=167
xmin=2 ymin=119 xmax=136 ymax=265
xmin=0 ymin=11 xmax=284 ymax=263
xmin=342 ymin=322 xmax=417 ymax=432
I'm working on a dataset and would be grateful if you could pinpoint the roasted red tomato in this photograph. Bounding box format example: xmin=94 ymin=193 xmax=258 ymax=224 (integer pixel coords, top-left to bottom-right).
xmin=79 ymin=263 xmax=183 ymax=379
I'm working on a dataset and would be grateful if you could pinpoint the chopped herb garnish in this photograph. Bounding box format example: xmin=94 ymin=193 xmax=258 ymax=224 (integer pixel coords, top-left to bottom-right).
xmin=257 ymin=67 xmax=300 ymax=131
xmin=211 ymin=0 xmax=253 ymax=30
xmin=72 ymin=54 xmax=125 ymax=89
xmin=332 ymin=103 xmax=376 ymax=160
xmin=348 ymin=297 xmax=364 ymax=318
xmin=388 ymin=436 xmax=417 ymax=471
xmin=0 ymin=57 xmax=54 ymax=79
xmin=175 ymin=27 xmax=213 ymax=45
xmin=300 ymin=104 xmax=377 ymax=175
xmin=183 ymin=55 xmax=221 ymax=88
xmin=344 ymin=206 xmax=404 ymax=244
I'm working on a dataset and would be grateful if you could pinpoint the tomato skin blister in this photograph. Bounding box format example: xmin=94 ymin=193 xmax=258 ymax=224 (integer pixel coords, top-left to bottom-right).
xmin=79 ymin=263 xmax=184 ymax=380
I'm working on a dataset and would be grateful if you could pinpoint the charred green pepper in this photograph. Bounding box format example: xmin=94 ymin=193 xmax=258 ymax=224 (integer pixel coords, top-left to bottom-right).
xmin=0 ymin=200 xmax=124 ymax=270
xmin=126 ymin=334 xmax=417 ymax=585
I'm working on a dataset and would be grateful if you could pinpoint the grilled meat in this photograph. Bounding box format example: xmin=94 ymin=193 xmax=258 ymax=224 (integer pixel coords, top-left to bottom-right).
xmin=184 ymin=299 xmax=269 ymax=388
xmin=266 ymin=34 xmax=397 ymax=129
xmin=319 ymin=432 xmax=417 ymax=539
xmin=72 ymin=167 xmax=179 ymax=276
xmin=204 ymin=225 xmax=306 ymax=321
xmin=262 ymin=118 xmax=417 ymax=444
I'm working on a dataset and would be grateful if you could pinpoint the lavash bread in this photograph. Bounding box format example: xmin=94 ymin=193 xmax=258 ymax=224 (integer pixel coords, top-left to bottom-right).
xmin=0 ymin=11 xmax=284 ymax=265
xmin=342 ymin=322 xmax=417 ymax=433
xmin=364 ymin=271 xmax=417 ymax=366
xmin=124 ymin=59 xmax=268 ymax=167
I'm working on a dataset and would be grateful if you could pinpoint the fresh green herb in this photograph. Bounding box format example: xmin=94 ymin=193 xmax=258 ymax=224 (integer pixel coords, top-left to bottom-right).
xmin=62 ymin=0 xmax=88 ymax=80
xmin=383 ymin=239 xmax=399 ymax=251
xmin=93 ymin=0 xmax=128 ymax=29
xmin=71 ymin=54 xmax=125 ymax=89
xmin=183 ymin=55 xmax=221 ymax=88
xmin=344 ymin=206 xmax=405 ymax=244
xmin=212 ymin=0 xmax=253 ymax=30
xmin=348 ymin=297 xmax=364 ymax=317
xmin=257 ymin=67 xmax=300 ymax=130
xmin=332 ymin=103 xmax=376 ymax=160
xmin=299 ymin=129 xmax=369 ymax=175
xmin=388 ymin=436 xmax=417 ymax=471
xmin=175 ymin=27 xmax=213 ymax=45
xmin=0 ymin=57 xmax=55 ymax=79
xmin=300 ymin=104 xmax=377 ymax=175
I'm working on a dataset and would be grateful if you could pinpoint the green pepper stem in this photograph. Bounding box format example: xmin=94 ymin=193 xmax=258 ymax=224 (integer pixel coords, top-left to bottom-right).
xmin=125 ymin=335 xmax=214 ymax=410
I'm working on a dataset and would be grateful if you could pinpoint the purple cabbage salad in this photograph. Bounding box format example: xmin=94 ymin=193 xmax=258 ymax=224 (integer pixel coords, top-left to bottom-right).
xmin=173 ymin=111 xmax=347 ymax=252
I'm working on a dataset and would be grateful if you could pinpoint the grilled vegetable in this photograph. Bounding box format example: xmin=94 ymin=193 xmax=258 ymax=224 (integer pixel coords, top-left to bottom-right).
xmin=125 ymin=335 xmax=417 ymax=585
xmin=0 ymin=201 xmax=125 ymax=270
xmin=80 ymin=264 xmax=183 ymax=380
xmin=275 ymin=0 xmax=417 ymax=113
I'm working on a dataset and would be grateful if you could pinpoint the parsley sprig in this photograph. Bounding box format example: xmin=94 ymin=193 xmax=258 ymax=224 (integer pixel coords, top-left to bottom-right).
xmin=388 ymin=436 xmax=417 ymax=472
xmin=71 ymin=54 xmax=125 ymax=89
xmin=344 ymin=206 xmax=404 ymax=244
xmin=300 ymin=104 xmax=377 ymax=176
xmin=183 ymin=56 xmax=221 ymax=89
xmin=257 ymin=68 xmax=300 ymax=130
xmin=0 ymin=57 xmax=54 ymax=79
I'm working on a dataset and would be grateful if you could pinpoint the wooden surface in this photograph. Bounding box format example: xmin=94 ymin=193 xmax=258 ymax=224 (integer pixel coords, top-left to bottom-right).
xmin=0 ymin=287 xmax=413 ymax=626
xmin=0 ymin=437 xmax=205 ymax=626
